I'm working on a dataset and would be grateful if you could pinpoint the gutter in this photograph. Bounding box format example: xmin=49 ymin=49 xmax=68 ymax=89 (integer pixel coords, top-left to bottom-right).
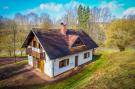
xmin=52 ymin=60 xmax=55 ymax=78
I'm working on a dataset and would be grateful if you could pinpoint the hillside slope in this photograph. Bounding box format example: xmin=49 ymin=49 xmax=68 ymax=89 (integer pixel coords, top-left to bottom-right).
xmin=79 ymin=51 xmax=135 ymax=89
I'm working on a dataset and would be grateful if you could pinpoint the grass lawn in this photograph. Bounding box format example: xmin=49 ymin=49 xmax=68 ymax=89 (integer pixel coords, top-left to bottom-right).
xmin=0 ymin=49 xmax=135 ymax=89
xmin=79 ymin=51 xmax=135 ymax=89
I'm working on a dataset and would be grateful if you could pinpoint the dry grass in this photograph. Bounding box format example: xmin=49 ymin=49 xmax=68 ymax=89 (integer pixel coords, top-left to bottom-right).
xmin=79 ymin=51 xmax=135 ymax=89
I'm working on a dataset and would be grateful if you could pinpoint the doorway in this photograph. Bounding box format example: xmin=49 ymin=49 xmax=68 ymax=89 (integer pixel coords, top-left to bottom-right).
xmin=75 ymin=56 xmax=78 ymax=67
xmin=39 ymin=59 xmax=44 ymax=73
xmin=33 ymin=57 xmax=44 ymax=73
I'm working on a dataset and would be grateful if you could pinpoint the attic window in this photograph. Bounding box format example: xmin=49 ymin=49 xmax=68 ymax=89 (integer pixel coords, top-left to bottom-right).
xmin=59 ymin=59 xmax=69 ymax=68
xmin=33 ymin=41 xmax=36 ymax=47
xmin=72 ymin=38 xmax=84 ymax=47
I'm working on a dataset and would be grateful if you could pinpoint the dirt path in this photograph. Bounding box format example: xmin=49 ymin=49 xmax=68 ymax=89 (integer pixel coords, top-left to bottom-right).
xmin=0 ymin=57 xmax=26 ymax=66
xmin=0 ymin=58 xmax=91 ymax=89
xmin=0 ymin=64 xmax=47 ymax=89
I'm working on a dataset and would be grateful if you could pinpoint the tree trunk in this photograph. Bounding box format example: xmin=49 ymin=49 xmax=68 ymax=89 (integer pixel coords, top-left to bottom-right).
xmin=9 ymin=50 xmax=12 ymax=57
xmin=21 ymin=50 xmax=23 ymax=56
xmin=13 ymin=27 xmax=16 ymax=63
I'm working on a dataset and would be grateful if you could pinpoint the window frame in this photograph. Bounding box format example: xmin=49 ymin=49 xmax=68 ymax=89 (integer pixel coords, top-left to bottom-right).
xmin=59 ymin=59 xmax=69 ymax=68
xmin=33 ymin=41 xmax=37 ymax=48
xmin=72 ymin=38 xmax=84 ymax=47
xmin=84 ymin=52 xmax=90 ymax=59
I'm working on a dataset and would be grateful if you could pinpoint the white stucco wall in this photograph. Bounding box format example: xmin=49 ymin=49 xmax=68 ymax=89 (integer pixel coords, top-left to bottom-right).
xmin=78 ymin=50 xmax=93 ymax=66
xmin=44 ymin=52 xmax=54 ymax=77
xmin=53 ymin=49 xmax=93 ymax=76
xmin=28 ymin=55 xmax=33 ymax=66
xmin=53 ymin=55 xmax=75 ymax=76
xmin=27 ymin=49 xmax=93 ymax=78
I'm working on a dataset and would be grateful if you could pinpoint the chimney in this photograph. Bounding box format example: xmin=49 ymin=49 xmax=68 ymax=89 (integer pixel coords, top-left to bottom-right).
xmin=60 ymin=22 xmax=67 ymax=35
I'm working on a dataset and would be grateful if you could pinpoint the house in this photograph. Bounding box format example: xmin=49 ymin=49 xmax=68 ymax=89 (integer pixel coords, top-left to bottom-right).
xmin=22 ymin=23 xmax=98 ymax=78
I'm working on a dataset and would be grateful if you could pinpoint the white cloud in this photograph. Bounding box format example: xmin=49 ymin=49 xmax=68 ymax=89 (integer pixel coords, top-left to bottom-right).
xmin=39 ymin=3 xmax=62 ymax=11
xmin=123 ymin=7 xmax=135 ymax=15
xmin=26 ymin=3 xmax=63 ymax=14
xmin=100 ymin=1 xmax=123 ymax=11
xmin=3 ymin=6 xmax=9 ymax=10
xmin=65 ymin=1 xmax=82 ymax=8
xmin=27 ymin=1 xmax=81 ymax=13
xmin=25 ymin=1 xmax=81 ymax=20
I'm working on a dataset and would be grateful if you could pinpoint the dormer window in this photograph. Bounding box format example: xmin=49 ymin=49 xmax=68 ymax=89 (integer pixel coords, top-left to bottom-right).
xmin=72 ymin=38 xmax=84 ymax=47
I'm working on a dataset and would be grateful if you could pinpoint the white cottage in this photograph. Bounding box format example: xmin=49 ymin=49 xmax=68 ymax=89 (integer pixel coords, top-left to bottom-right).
xmin=22 ymin=23 xmax=98 ymax=78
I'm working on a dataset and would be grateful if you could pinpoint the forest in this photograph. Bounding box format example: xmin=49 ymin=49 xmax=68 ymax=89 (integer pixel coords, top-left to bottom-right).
xmin=0 ymin=4 xmax=135 ymax=57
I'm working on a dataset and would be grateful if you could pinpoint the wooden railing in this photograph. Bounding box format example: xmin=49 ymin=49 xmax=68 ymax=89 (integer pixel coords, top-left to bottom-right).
xmin=31 ymin=51 xmax=45 ymax=59
xmin=70 ymin=45 xmax=87 ymax=54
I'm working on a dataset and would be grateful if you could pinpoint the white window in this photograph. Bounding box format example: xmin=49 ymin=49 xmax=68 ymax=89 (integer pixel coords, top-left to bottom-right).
xmin=59 ymin=59 xmax=69 ymax=68
xmin=84 ymin=52 xmax=90 ymax=59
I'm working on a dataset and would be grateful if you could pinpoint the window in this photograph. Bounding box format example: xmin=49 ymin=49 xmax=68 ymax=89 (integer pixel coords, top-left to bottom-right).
xmin=84 ymin=52 xmax=90 ymax=59
xmin=59 ymin=59 xmax=69 ymax=68
xmin=72 ymin=38 xmax=84 ymax=47
xmin=33 ymin=41 xmax=36 ymax=47
xmin=39 ymin=43 xmax=41 ymax=49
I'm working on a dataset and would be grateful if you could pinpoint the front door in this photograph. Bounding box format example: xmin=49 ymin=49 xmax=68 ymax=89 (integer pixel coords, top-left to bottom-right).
xmin=39 ymin=59 xmax=44 ymax=73
xmin=75 ymin=56 xmax=78 ymax=67
xmin=33 ymin=58 xmax=44 ymax=73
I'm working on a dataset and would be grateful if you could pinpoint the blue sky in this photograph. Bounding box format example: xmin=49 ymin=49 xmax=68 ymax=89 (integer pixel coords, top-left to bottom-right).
xmin=0 ymin=0 xmax=135 ymax=19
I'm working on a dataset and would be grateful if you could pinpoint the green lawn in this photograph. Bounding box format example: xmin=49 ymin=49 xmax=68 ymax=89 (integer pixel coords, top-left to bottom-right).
xmin=0 ymin=49 xmax=135 ymax=89
xmin=28 ymin=50 xmax=135 ymax=89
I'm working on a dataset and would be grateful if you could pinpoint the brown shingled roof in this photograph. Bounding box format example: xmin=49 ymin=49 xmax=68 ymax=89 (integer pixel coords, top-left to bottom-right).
xmin=22 ymin=28 xmax=98 ymax=59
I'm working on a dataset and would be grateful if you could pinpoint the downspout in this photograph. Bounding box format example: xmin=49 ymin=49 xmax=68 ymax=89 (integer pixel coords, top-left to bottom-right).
xmin=52 ymin=60 xmax=55 ymax=78
xmin=92 ymin=48 xmax=95 ymax=60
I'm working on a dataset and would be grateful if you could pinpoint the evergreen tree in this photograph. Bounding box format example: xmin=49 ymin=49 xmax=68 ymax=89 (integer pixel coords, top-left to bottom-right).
xmin=77 ymin=5 xmax=90 ymax=31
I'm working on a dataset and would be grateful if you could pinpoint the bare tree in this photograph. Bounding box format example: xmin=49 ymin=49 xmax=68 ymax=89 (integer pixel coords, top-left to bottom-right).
xmin=88 ymin=7 xmax=112 ymax=45
xmin=40 ymin=13 xmax=53 ymax=29
xmin=62 ymin=2 xmax=78 ymax=29
xmin=7 ymin=20 xmax=17 ymax=62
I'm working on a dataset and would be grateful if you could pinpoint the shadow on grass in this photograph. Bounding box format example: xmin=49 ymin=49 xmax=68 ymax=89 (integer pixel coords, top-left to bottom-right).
xmin=0 ymin=62 xmax=28 ymax=80
xmin=92 ymin=54 xmax=102 ymax=62
xmin=0 ymin=83 xmax=48 ymax=89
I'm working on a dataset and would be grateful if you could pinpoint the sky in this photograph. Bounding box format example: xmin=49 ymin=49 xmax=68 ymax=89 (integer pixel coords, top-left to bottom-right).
xmin=0 ymin=0 xmax=135 ymax=20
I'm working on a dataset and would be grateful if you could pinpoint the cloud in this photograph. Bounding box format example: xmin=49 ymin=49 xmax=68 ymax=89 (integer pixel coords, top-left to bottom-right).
xmin=3 ymin=6 xmax=9 ymax=10
xmin=26 ymin=3 xmax=63 ymax=14
xmin=25 ymin=1 xmax=81 ymax=20
xmin=39 ymin=3 xmax=62 ymax=11
xmin=100 ymin=1 xmax=123 ymax=11
xmin=123 ymin=7 xmax=135 ymax=15
xmin=27 ymin=1 xmax=81 ymax=13
xmin=65 ymin=1 xmax=82 ymax=8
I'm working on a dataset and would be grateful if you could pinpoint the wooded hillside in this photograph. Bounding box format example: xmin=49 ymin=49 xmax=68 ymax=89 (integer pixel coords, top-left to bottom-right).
xmin=0 ymin=4 xmax=135 ymax=57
